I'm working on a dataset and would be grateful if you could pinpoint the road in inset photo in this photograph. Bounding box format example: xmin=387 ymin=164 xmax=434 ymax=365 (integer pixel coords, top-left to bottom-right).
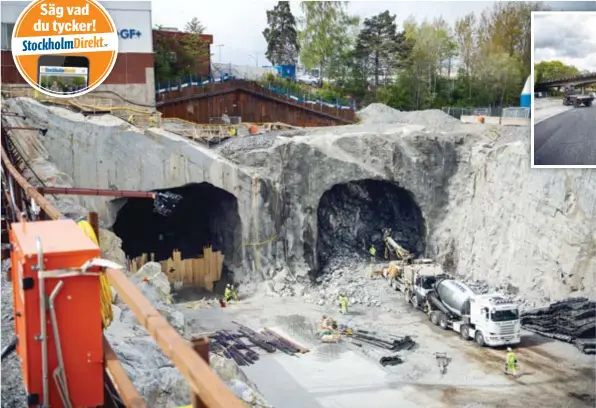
xmin=533 ymin=11 xmax=596 ymax=166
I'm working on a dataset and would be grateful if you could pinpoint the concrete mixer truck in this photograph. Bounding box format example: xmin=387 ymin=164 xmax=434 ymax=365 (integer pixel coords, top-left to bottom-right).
xmin=421 ymin=278 xmax=521 ymax=347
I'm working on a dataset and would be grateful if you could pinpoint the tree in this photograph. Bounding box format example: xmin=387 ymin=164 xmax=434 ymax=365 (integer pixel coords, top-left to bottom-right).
xmin=262 ymin=1 xmax=300 ymax=65
xmin=184 ymin=17 xmax=205 ymax=34
xmin=299 ymin=1 xmax=358 ymax=79
xmin=355 ymin=11 xmax=408 ymax=89
xmin=153 ymin=19 xmax=209 ymax=81
xmin=534 ymin=60 xmax=580 ymax=83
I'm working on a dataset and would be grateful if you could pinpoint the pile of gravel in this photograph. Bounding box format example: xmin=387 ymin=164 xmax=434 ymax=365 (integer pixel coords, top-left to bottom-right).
xmin=301 ymin=256 xmax=404 ymax=311
xmin=357 ymin=103 xmax=459 ymax=127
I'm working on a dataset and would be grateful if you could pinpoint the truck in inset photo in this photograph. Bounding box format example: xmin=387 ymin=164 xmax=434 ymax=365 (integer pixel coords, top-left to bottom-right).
xmin=562 ymin=85 xmax=594 ymax=107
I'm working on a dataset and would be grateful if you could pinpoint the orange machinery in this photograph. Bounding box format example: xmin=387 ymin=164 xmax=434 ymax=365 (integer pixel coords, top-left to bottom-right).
xmin=10 ymin=219 xmax=104 ymax=407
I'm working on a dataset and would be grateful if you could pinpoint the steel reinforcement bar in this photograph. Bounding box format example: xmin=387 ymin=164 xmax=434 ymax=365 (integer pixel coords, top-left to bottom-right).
xmin=1 ymin=127 xmax=245 ymax=408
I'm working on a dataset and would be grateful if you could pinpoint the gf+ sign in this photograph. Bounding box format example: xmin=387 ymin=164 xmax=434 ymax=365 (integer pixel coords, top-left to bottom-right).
xmin=119 ymin=29 xmax=142 ymax=39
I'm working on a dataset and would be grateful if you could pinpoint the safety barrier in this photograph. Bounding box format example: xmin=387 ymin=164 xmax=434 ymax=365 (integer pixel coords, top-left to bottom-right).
xmin=1 ymin=85 xmax=163 ymax=128
xmin=1 ymin=124 xmax=245 ymax=407
xmin=156 ymin=76 xmax=355 ymax=111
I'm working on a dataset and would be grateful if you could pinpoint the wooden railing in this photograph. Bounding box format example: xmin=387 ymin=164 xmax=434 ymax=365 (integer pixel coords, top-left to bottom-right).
xmin=1 ymin=124 xmax=245 ymax=408
xmin=156 ymin=79 xmax=356 ymax=123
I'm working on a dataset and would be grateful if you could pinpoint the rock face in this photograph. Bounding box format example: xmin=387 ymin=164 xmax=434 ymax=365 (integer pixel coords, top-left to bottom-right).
xmin=7 ymin=98 xmax=596 ymax=306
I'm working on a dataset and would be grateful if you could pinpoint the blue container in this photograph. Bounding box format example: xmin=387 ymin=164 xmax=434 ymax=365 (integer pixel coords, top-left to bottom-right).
xmin=275 ymin=65 xmax=296 ymax=81
xmin=520 ymin=76 xmax=531 ymax=108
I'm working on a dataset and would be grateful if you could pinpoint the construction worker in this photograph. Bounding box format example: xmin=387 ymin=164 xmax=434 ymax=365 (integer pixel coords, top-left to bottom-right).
xmin=224 ymin=284 xmax=238 ymax=302
xmin=148 ymin=113 xmax=157 ymax=127
xmin=369 ymin=245 xmax=376 ymax=263
xmin=505 ymin=347 xmax=518 ymax=377
xmin=127 ymin=114 xmax=136 ymax=125
xmin=338 ymin=293 xmax=349 ymax=314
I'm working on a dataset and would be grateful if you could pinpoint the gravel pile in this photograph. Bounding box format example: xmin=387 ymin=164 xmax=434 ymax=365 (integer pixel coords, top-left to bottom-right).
xmin=301 ymin=257 xmax=403 ymax=312
xmin=357 ymin=103 xmax=459 ymax=127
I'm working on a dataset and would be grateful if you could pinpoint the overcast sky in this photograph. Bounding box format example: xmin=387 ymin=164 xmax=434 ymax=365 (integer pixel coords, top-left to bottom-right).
xmin=151 ymin=1 xmax=596 ymax=67
xmin=534 ymin=11 xmax=596 ymax=71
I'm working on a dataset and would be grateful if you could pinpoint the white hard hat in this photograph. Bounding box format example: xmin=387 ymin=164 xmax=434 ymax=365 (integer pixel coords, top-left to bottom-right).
xmin=226 ymin=284 xmax=231 ymax=288
xmin=507 ymin=347 xmax=512 ymax=351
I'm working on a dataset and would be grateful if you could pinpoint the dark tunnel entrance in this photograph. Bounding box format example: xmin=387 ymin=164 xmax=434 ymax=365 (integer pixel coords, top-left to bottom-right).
xmin=316 ymin=179 xmax=426 ymax=271
xmin=112 ymin=182 xmax=242 ymax=272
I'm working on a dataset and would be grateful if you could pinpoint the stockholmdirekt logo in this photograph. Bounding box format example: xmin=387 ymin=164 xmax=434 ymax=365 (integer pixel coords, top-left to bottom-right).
xmin=12 ymin=0 xmax=118 ymax=98
xmin=21 ymin=34 xmax=108 ymax=52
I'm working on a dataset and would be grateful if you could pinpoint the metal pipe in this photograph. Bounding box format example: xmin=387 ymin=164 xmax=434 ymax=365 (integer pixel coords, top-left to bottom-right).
xmin=36 ymin=236 xmax=49 ymax=407
xmin=49 ymin=281 xmax=72 ymax=408
xmin=37 ymin=187 xmax=157 ymax=199
xmin=1 ymin=145 xmax=62 ymax=220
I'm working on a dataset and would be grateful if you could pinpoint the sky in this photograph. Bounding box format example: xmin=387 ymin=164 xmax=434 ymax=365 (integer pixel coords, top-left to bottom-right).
xmin=533 ymin=11 xmax=596 ymax=71
xmin=150 ymin=1 xmax=596 ymax=68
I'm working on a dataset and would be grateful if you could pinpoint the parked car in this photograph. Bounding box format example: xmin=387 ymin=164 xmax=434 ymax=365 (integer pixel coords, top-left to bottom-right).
xmin=296 ymin=74 xmax=322 ymax=87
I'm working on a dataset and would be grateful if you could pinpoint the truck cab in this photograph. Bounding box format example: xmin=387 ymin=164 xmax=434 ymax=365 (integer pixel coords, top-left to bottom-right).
xmin=469 ymin=295 xmax=521 ymax=347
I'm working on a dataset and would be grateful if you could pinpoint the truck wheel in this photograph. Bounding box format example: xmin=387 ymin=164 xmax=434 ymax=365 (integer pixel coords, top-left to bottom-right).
xmin=475 ymin=331 xmax=486 ymax=347
xmin=411 ymin=294 xmax=420 ymax=309
xmin=439 ymin=313 xmax=449 ymax=330
xmin=460 ymin=325 xmax=470 ymax=341
xmin=430 ymin=311 xmax=440 ymax=325
xmin=586 ymin=101 xmax=592 ymax=107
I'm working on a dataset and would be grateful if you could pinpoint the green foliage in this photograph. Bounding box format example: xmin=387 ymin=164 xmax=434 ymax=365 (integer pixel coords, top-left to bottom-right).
xmin=263 ymin=1 xmax=300 ymax=65
xmin=254 ymin=1 xmax=546 ymax=111
xmin=298 ymin=1 xmax=359 ymax=79
xmin=534 ymin=60 xmax=580 ymax=83
xmin=355 ymin=11 xmax=410 ymax=88
xmin=154 ymin=20 xmax=209 ymax=81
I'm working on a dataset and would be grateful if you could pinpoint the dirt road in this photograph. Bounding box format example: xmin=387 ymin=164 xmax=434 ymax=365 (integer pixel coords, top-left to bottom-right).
xmin=182 ymin=292 xmax=595 ymax=408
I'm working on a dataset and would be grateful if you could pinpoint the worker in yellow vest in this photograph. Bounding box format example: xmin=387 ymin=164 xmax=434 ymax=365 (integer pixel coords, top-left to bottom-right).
xmin=338 ymin=293 xmax=349 ymax=314
xmin=127 ymin=114 xmax=135 ymax=125
xmin=224 ymin=284 xmax=238 ymax=302
xmin=369 ymin=245 xmax=376 ymax=263
xmin=504 ymin=347 xmax=519 ymax=377
xmin=148 ymin=113 xmax=157 ymax=127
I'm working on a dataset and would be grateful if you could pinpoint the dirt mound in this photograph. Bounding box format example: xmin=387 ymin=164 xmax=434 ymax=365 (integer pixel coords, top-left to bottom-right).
xmin=357 ymin=103 xmax=459 ymax=126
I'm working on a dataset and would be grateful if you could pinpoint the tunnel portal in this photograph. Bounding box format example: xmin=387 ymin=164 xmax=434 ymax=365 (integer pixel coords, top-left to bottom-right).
xmin=112 ymin=182 xmax=242 ymax=267
xmin=316 ymin=179 xmax=426 ymax=270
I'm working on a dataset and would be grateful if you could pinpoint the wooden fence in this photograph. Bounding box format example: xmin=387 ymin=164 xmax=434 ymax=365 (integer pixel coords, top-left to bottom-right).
xmin=129 ymin=247 xmax=224 ymax=291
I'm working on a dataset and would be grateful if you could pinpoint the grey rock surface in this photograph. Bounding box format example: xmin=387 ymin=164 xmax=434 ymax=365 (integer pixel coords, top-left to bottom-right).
xmin=7 ymin=97 xmax=596 ymax=309
xmin=1 ymin=101 xmax=271 ymax=407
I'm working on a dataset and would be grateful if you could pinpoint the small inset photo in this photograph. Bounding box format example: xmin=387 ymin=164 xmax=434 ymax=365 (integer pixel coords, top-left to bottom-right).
xmin=532 ymin=11 xmax=596 ymax=168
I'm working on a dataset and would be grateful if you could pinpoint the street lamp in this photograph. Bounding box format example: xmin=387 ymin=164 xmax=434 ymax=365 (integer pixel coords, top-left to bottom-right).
xmin=215 ymin=44 xmax=224 ymax=63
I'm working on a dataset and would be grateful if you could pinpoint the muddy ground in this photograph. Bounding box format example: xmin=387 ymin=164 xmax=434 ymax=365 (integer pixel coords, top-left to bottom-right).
xmin=180 ymin=280 xmax=596 ymax=408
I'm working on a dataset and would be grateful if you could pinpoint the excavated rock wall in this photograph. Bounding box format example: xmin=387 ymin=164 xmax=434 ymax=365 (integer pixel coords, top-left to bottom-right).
xmin=7 ymin=98 xmax=596 ymax=306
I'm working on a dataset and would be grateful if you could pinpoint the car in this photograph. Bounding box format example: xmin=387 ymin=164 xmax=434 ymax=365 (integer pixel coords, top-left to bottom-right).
xmin=296 ymin=74 xmax=322 ymax=87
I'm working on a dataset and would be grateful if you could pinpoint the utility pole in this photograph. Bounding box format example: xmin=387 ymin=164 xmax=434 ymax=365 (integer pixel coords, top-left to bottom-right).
xmin=215 ymin=44 xmax=224 ymax=63
xmin=249 ymin=52 xmax=259 ymax=67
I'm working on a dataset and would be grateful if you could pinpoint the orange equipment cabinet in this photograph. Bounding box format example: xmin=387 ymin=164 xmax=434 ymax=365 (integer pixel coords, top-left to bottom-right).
xmin=10 ymin=219 xmax=104 ymax=407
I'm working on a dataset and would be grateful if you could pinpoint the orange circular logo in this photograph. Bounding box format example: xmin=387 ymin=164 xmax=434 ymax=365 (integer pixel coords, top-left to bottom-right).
xmin=11 ymin=0 xmax=118 ymax=98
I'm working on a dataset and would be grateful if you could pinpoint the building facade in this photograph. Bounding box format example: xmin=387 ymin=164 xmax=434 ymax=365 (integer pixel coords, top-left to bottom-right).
xmin=1 ymin=1 xmax=156 ymax=106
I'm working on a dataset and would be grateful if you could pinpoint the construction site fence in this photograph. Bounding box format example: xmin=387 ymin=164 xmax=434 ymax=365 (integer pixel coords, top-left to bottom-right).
xmin=0 ymin=125 xmax=244 ymax=407
xmin=156 ymin=74 xmax=355 ymax=111
xmin=442 ymin=106 xmax=531 ymax=120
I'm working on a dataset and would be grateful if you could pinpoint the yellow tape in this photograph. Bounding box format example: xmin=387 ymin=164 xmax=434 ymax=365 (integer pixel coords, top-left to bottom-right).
xmin=77 ymin=220 xmax=113 ymax=329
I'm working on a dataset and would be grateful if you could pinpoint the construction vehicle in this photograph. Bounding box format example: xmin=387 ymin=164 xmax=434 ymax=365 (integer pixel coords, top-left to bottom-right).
xmin=381 ymin=232 xmax=520 ymax=347
xmin=422 ymin=278 xmax=520 ymax=347
xmin=382 ymin=228 xmax=413 ymax=261
xmin=563 ymin=85 xmax=594 ymax=107
xmin=385 ymin=259 xmax=446 ymax=308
